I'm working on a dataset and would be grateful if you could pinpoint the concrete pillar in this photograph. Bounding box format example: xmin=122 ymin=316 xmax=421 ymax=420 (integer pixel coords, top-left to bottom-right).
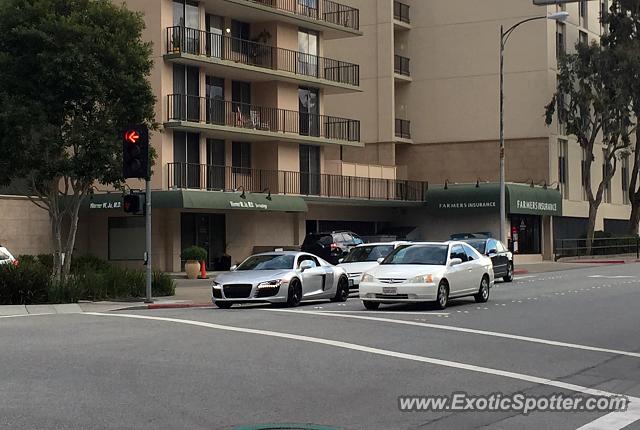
xmin=542 ymin=215 xmax=553 ymax=261
xmin=165 ymin=209 xmax=182 ymax=272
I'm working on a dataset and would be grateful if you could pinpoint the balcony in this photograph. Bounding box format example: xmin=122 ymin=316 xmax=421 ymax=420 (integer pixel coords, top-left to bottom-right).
xmin=234 ymin=0 xmax=360 ymax=36
xmin=165 ymin=26 xmax=359 ymax=92
xmin=395 ymin=118 xmax=411 ymax=140
xmin=394 ymin=54 xmax=411 ymax=80
xmin=167 ymin=162 xmax=427 ymax=202
xmin=166 ymin=94 xmax=361 ymax=145
xmin=393 ymin=1 xmax=410 ymax=26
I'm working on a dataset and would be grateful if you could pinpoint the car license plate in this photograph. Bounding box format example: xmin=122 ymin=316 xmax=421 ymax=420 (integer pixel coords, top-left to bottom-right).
xmin=382 ymin=287 xmax=397 ymax=295
xmin=348 ymin=279 xmax=354 ymax=287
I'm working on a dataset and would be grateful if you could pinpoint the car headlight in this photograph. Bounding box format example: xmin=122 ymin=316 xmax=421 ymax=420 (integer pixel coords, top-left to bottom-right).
xmin=212 ymin=281 xmax=221 ymax=288
xmin=407 ymin=274 xmax=434 ymax=284
xmin=361 ymin=273 xmax=377 ymax=283
xmin=257 ymin=280 xmax=282 ymax=289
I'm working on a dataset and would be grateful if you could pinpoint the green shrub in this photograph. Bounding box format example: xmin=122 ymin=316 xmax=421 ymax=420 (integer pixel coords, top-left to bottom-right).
xmin=153 ymin=271 xmax=176 ymax=297
xmin=71 ymin=254 xmax=111 ymax=274
xmin=181 ymin=246 xmax=207 ymax=261
xmin=36 ymin=254 xmax=53 ymax=270
xmin=17 ymin=255 xmax=38 ymax=266
xmin=0 ymin=263 xmax=50 ymax=305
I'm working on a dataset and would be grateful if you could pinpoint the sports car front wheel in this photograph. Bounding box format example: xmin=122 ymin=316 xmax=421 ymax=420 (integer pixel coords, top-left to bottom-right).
xmin=286 ymin=278 xmax=302 ymax=307
xmin=331 ymin=276 xmax=349 ymax=302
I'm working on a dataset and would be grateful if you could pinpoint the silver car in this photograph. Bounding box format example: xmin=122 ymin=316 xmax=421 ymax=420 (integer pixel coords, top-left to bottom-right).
xmin=212 ymin=251 xmax=350 ymax=308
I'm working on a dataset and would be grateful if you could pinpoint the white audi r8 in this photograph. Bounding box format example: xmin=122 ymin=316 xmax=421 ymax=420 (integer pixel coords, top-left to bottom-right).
xmin=212 ymin=251 xmax=350 ymax=308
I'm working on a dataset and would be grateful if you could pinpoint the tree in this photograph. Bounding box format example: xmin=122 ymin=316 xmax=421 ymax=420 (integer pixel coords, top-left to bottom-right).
xmin=0 ymin=0 xmax=156 ymax=279
xmin=602 ymin=0 xmax=640 ymax=235
xmin=545 ymin=42 xmax=633 ymax=253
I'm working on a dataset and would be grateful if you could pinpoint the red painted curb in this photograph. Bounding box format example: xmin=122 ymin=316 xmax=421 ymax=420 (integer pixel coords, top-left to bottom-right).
xmin=147 ymin=303 xmax=213 ymax=310
xmin=566 ymin=260 xmax=626 ymax=264
xmin=513 ymin=269 xmax=529 ymax=275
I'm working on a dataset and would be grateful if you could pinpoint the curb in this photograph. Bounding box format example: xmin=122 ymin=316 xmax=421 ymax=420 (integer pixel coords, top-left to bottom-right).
xmin=147 ymin=303 xmax=213 ymax=310
xmin=565 ymin=260 xmax=627 ymax=264
xmin=513 ymin=269 xmax=529 ymax=275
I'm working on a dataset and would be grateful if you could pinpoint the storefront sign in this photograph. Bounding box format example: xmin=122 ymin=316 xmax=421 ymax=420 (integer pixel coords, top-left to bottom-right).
xmin=229 ymin=200 xmax=268 ymax=210
xmin=438 ymin=201 xmax=497 ymax=210
xmin=515 ymin=200 xmax=558 ymax=213
xmin=89 ymin=201 xmax=121 ymax=210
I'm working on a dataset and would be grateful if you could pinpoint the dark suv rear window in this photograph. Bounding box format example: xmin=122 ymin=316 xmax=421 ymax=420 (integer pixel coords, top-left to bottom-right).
xmin=303 ymin=234 xmax=333 ymax=246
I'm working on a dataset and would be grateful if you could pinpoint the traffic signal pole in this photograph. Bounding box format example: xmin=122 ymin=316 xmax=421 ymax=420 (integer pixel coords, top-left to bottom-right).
xmin=144 ymin=177 xmax=153 ymax=304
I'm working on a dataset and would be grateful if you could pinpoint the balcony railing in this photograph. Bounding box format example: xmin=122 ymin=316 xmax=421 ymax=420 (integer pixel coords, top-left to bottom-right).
xmin=394 ymin=54 xmax=410 ymax=76
xmin=395 ymin=119 xmax=411 ymax=139
xmin=247 ymin=0 xmax=359 ymax=31
xmin=167 ymin=162 xmax=427 ymax=202
xmin=167 ymin=94 xmax=360 ymax=143
xmin=166 ymin=26 xmax=359 ymax=87
xmin=393 ymin=1 xmax=410 ymax=24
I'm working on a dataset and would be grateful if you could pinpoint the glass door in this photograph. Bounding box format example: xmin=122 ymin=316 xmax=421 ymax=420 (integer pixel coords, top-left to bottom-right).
xmin=206 ymin=14 xmax=223 ymax=58
xmin=206 ymin=76 xmax=224 ymax=125
xmin=298 ymin=29 xmax=319 ymax=77
xmin=232 ymin=81 xmax=251 ymax=127
xmin=300 ymin=144 xmax=320 ymax=195
xmin=206 ymin=139 xmax=225 ymax=190
xmin=299 ymin=87 xmax=319 ymax=137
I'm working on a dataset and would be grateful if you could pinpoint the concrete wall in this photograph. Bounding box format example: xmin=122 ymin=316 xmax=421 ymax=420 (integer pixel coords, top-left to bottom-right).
xmin=0 ymin=196 xmax=52 ymax=256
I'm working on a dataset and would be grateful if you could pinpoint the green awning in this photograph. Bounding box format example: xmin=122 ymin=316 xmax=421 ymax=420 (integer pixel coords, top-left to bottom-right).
xmin=425 ymin=183 xmax=562 ymax=216
xmin=84 ymin=190 xmax=308 ymax=213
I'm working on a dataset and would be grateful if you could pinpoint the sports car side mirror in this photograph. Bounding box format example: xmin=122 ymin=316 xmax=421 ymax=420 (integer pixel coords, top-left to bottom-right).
xmin=376 ymin=257 xmax=385 ymax=264
xmin=300 ymin=260 xmax=314 ymax=272
xmin=449 ymin=258 xmax=463 ymax=266
xmin=338 ymin=258 xmax=344 ymax=263
xmin=230 ymin=265 xmax=237 ymax=271
xmin=487 ymin=249 xmax=497 ymax=255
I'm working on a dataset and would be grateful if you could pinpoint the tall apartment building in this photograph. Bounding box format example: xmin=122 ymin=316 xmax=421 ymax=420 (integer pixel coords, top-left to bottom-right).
xmin=75 ymin=0 xmax=432 ymax=271
xmin=324 ymin=0 xmax=633 ymax=259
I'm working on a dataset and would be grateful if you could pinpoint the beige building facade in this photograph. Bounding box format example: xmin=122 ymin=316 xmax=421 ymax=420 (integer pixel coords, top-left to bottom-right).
xmin=323 ymin=0 xmax=636 ymax=259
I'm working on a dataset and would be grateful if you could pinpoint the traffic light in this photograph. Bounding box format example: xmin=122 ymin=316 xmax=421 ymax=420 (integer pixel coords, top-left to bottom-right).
xmin=122 ymin=124 xmax=149 ymax=179
xmin=123 ymin=194 xmax=141 ymax=214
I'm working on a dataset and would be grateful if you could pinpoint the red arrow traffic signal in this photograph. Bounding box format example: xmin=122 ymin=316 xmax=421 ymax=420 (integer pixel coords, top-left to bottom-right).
xmin=125 ymin=130 xmax=140 ymax=144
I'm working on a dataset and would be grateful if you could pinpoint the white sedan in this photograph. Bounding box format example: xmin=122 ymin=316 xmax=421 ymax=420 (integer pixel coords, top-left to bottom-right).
xmin=338 ymin=241 xmax=410 ymax=288
xmin=359 ymin=242 xmax=494 ymax=310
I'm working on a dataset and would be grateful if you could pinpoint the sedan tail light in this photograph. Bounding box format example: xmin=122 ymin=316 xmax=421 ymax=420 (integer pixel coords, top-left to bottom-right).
xmin=12 ymin=259 xmax=19 ymax=267
xmin=330 ymin=243 xmax=338 ymax=251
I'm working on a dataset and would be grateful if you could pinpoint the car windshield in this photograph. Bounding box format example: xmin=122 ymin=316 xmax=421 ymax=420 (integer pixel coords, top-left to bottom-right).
xmin=382 ymin=245 xmax=448 ymax=266
xmin=236 ymin=255 xmax=295 ymax=271
xmin=467 ymin=241 xmax=486 ymax=254
xmin=343 ymin=245 xmax=394 ymax=263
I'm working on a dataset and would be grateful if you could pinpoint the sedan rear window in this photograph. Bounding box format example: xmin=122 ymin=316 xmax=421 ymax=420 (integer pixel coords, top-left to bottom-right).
xmin=237 ymin=255 xmax=295 ymax=271
xmin=382 ymin=245 xmax=448 ymax=266
xmin=343 ymin=245 xmax=394 ymax=263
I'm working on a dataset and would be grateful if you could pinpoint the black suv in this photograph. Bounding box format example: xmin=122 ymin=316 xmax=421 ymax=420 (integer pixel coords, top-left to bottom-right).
xmin=301 ymin=231 xmax=364 ymax=264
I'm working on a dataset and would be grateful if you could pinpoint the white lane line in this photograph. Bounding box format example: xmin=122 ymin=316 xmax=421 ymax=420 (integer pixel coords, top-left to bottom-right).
xmin=0 ymin=313 xmax=53 ymax=319
xmin=84 ymin=311 xmax=640 ymax=430
xmin=308 ymin=310 xmax=450 ymax=316
xmin=266 ymin=309 xmax=640 ymax=359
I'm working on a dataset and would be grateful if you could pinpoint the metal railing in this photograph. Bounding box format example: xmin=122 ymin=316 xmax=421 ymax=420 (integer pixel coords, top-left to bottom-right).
xmin=167 ymin=162 xmax=428 ymax=202
xmin=166 ymin=26 xmax=359 ymax=87
xmin=167 ymin=94 xmax=360 ymax=143
xmin=554 ymin=236 xmax=640 ymax=259
xmin=395 ymin=119 xmax=411 ymax=139
xmin=393 ymin=1 xmax=410 ymax=24
xmin=245 ymin=0 xmax=359 ymax=31
xmin=394 ymin=54 xmax=410 ymax=76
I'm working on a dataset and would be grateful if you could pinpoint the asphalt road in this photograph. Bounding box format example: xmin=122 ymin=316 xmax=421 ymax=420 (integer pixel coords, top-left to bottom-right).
xmin=1 ymin=264 xmax=640 ymax=430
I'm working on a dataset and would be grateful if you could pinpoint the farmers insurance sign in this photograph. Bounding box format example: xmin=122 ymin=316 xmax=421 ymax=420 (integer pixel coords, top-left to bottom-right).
xmin=516 ymin=200 xmax=558 ymax=213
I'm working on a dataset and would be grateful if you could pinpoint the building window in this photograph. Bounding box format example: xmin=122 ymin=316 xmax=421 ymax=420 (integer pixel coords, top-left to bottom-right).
xmin=231 ymin=19 xmax=250 ymax=53
xmin=603 ymin=148 xmax=612 ymax=203
xmin=556 ymin=22 xmax=566 ymax=63
xmin=232 ymin=141 xmax=251 ymax=172
xmin=579 ymin=30 xmax=588 ymax=46
xmin=557 ymin=78 xmax=567 ymax=134
xmin=580 ymin=0 xmax=588 ymax=28
xmin=108 ymin=217 xmax=145 ymax=261
xmin=581 ymin=147 xmax=589 ymax=200
xmin=173 ymin=131 xmax=200 ymax=188
xmin=622 ymin=156 xmax=630 ymax=204
xmin=558 ymin=139 xmax=569 ymax=198
xmin=298 ymin=28 xmax=319 ymax=77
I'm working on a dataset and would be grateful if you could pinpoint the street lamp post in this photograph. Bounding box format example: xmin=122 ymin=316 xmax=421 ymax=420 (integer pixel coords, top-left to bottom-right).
xmin=499 ymin=11 xmax=569 ymax=244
